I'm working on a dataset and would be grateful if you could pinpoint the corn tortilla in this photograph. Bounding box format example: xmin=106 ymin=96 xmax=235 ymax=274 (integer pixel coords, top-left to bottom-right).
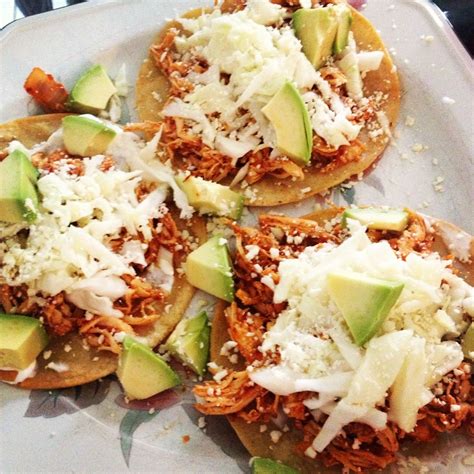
xmin=209 ymin=208 xmax=473 ymax=472
xmin=135 ymin=3 xmax=401 ymax=206
xmin=0 ymin=114 xmax=207 ymax=389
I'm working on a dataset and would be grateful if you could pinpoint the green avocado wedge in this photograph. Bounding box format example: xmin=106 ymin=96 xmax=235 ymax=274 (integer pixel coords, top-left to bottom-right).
xmin=0 ymin=314 xmax=49 ymax=370
xmin=185 ymin=235 xmax=234 ymax=302
xmin=164 ymin=311 xmax=210 ymax=376
xmin=177 ymin=175 xmax=244 ymax=220
xmin=117 ymin=336 xmax=181 ymax=400
xmin=0 ymin=149 xmax=40 ymax=224
xmin=342 ymin=207 xmax=409 ymax=232
xmin=462 ymin=323 xmax=474 ymax=360
xmin=293 ymin=7 xmax=338 ymax=70
xmin=327 ymin=271 xmax=404 ymax=346
xmin=62 ymin=115 xmax=117 ymax=157
xmin=333 ymin=4 xmax=353 ymax=54
xmin=262 ymin=82 xmax=312 ymax=166
xmin=252 ymin=457 xmax=300 ymax=474
xmin=67 ymin=64 xmax=117 ymax=114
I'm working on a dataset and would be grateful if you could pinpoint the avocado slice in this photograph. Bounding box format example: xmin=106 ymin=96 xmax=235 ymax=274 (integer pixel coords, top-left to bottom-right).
xmin=252 ymin=457 xmax=299 ymax=474
xmin=185 ymin=235 xmax=234 ymax=302
xmin=62 ymin=115 xmax=117 ymax=157
xmin=117 ymin=336 xmax=181 ymax=400
xmin=164 ymin=311 xmax=210 ymax=376
xmin=462 ymin=323 xmax=474 ymax=360
xmin=262 ymin=82 xmax=312 ymax=166
xmin=68 ymin=64 xmax=117 ymax=114
xmin=327 ymin=271 xmax=404 ymax=346
xmin=0 ymin=149 xmax=40 ymax=224
xmin=333 ymin=4 xmax=353 ymax=54
xmin=0 ymin=314 xmax=49 ymax=370
xmin=177 ymin=176 xmax=244 ymax=220
xmin=342 ymin=207 xmax=409 ymax=232
xmin=293 ymin=7 xmax=338 ymax=70
xmin=9 ymin=148 xmax=39 ymax=182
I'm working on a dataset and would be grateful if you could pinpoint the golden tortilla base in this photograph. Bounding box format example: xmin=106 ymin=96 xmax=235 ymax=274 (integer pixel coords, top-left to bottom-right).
xmin=210 ymin=208 xmax=473 ymax=472
xmin=135 ymin=4 xmax=401 ymax=206
xmin=0 ymin=113 xmax=207 ymax=389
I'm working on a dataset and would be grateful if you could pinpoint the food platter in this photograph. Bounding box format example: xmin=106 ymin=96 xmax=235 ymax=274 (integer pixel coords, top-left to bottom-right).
xmin=0 ymin=1 xmax=472 ymax=472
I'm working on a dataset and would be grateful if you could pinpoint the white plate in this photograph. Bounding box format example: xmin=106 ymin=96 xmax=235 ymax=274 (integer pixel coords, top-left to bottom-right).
xmin=0 ymin=1 xmax=473 ymax=473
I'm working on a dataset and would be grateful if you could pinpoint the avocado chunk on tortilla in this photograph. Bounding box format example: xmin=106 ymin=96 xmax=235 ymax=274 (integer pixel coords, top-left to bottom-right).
xmin=293 ymin=7 xmax=338 ymax=70
xmin=117 ymin=336 xmax=181 ymax=400
xmin=68 ymin=64 xmax=117 ymax=113
xmin=462 ymin=323 xmax=474 ymax=360
xmin=333 ymin=4 xmax=353 ymax=54
xmin=177 ymin=175 xmax=244 ymax=220
xmin=185 ymin=235 xmax=234 ymax=302
xmin=0 ymin=314 xmax=48 ymax=370
xmin=164 ymin=311 xmax=210 ymax=376
xmin=327 ymin=271 xmax=404 ymax=346
xmin=62 ymin=115 xmax=117 ymax=157
xmin=342 ymin=207 xmax=409 ymax=232
xmin=0 ymin=149 xmax=40 ymax=224
xmin=252 ymin=457 xmax=300 ymax=474
xmin=262 ymin=82 xmax=312 ymax=166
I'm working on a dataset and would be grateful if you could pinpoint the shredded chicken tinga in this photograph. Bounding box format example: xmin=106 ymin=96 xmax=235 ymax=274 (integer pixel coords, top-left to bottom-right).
xmin=0 ymin=114 xmax=206 ymax=389
xmin=136 ymin=0 xmax=400 ymax=206
xmin=194 ymin=209 xmax=473 ymax=473
xmin=0 ymin=202 xmax=182 ymax=355
xmin=151 ymin=34 xmax=366 ymax=182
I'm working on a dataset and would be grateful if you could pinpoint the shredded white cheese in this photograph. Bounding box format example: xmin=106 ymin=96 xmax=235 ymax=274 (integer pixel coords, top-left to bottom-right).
xmin=45 ymin=362 xmax=70 ymax=373
xmin=0 ymin=124 xmax=184 ymax=318
xmin=163 ymin=0 xmax=382 ymax=157
xmin=0 ymin=157 xmax=164 ymax=299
